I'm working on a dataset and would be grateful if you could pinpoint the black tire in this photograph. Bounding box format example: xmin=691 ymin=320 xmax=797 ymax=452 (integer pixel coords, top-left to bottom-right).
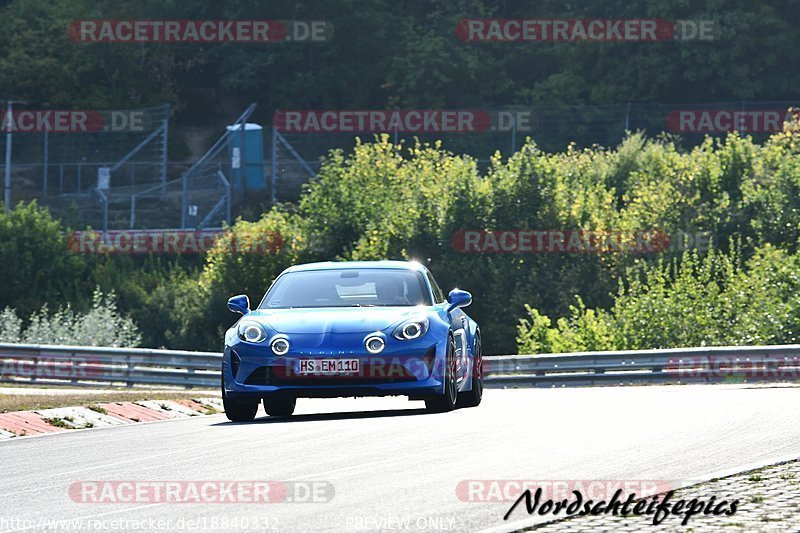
xmin=425 ymin=336 xmax=458 ymax=413
xmin=222 ymin=377 xmax=259 ymax=422
xmin=458 ymin=335 xmax=483 ymax=408
xmin=263 ymin=395 xmax=296 ymax=417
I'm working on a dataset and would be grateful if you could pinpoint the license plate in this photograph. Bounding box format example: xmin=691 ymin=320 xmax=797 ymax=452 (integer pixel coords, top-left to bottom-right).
xmin=296 ymin=358 xmax=360 ymax=375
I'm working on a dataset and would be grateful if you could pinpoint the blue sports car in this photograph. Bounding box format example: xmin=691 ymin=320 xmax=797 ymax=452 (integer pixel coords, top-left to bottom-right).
xmin=221 ymin=260 xmax=483 ymax=421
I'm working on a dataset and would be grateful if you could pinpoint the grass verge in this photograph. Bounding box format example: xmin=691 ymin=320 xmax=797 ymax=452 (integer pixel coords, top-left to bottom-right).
xmin=0 ymin=391 xmax=219 ymax=413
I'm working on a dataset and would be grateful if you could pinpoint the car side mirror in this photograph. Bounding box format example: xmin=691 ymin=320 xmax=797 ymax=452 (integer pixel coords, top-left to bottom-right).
xmin=227 ymin=294 xmax=250 ymax=315
xmin=446 ymin=289 xmax=472 ymax=312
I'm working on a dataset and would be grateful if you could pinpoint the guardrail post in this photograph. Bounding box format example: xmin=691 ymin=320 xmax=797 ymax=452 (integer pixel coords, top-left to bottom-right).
xmin=591 ymin=356 xmax=606 ymax=386
xmin=126 ymin=355 xmax=134 ymax=388
xmin=71 ymin=353 xmax=78 ymax=386
xmin=186 ymin=366 xmax=195 ymax=390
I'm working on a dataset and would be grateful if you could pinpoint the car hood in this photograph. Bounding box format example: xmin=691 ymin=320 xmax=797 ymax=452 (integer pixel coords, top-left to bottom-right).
xmin=250 ymin=307 xmax=429 ymax=335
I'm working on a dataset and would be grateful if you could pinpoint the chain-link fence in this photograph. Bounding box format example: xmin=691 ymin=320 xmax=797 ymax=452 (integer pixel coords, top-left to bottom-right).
xmin=0 ymin=103 xmax=170 ymax=230
xmin=3 ymin=100 xmax=795 ymax=230
xmin=131 ymin=104 xmax=258 ymax=230
xmin=0 ymin=102 xmax=266 ymax=231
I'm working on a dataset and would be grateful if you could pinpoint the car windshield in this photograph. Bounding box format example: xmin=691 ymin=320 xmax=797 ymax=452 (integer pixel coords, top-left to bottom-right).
xmin=259 ymin=268 xmax=432 ymax=309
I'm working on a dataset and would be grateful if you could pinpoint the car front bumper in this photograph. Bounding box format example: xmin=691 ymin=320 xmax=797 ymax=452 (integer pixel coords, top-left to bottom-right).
xmin=223 ymin=334 xmax=448 ymax=400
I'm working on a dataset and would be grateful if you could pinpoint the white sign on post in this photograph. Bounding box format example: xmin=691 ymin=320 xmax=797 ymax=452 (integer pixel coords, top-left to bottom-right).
xmin=97 ymin=167 xmax=111 ymax=189
xmin=232 ymin=147 xmax=241 ymax=169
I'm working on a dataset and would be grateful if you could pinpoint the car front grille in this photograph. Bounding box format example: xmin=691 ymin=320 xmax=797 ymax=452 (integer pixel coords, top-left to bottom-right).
xmin=243 ymin=364 xmax=417 ymax=386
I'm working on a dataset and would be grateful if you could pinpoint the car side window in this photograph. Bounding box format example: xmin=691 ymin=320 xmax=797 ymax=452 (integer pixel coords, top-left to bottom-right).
xmin=426 ymin=272 xmax=446 ymax=304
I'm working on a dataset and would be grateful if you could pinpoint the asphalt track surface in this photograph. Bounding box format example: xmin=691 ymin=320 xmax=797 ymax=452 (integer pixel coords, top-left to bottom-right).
xmin=2 ymin=384 xmax=800 ymax=532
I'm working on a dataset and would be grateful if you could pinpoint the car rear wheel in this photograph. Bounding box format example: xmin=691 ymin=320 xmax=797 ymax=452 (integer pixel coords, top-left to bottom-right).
xmin=222 ymin=377 xmax=259 ymax=422
xmin=458 ymin=335 xmax=483 ymax=408
xmin=425 ymin=336 xmax=458 ymax=413
xmin=263 ymin=395 xmax=296 ymax=417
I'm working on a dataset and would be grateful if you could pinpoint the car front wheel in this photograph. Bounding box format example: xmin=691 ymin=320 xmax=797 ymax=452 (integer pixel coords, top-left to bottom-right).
xmin=263 ymin=395 xmax=296 ymax=417
xmin=222 ymin=377 xmax=259 ymax=422
xmin=425 ymin=336 xmax=458 ymax=413
xmin=458 ymin=335 xmax=483 ymax=408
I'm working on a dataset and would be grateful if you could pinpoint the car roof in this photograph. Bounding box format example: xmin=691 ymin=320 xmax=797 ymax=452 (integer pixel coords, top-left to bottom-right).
xmin=283 ymin=260 xmax=428 ymax=274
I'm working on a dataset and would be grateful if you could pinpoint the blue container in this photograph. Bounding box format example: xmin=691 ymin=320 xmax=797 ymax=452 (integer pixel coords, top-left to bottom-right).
xmin=227 ymin=123 xmax=265 ymax=190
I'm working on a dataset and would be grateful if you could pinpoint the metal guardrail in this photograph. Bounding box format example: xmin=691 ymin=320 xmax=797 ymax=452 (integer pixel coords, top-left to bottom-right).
xmin=484 ymin=345 xmax=800 ymax=387
xmin=1 ymin=343 xmax=799 ymax=390
xmin=0 ymin=343 xmax=220 ymax=389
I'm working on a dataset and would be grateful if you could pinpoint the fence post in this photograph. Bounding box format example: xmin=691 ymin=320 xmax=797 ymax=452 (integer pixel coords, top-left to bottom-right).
xmin=239 ymin=118 xmax=246 ymax=192
xmin=130 ymin=195 xmax=136 ymax=229
xmin=225 ymin=174 xmax=231 ymax=226
xmin=3 ymin=102 xmax=13 ymax=214
xmin=43 ymin=130 xmax=48 ymax=197
xmin=624 ymin=102 xmax=631 ymax=131
xmin=180 ymin=172 xmax=187 ymax=229
xmin=271 ymin=125 xmax=277 ymax=205
xmin=161 ymin=114 xmax=169 ymax=193
xmin=103 ymin=194 xmax=108 ymax=234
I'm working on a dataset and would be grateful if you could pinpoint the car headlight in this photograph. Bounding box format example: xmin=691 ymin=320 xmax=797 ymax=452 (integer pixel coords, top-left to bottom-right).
xmin=238 ymin=321 xmax=267 ymax=343
xmin=365 ymin=335 xmax=385 ymax=354
xmin=270 ymin=337 xmax=290 ymax=355
xmin=393 ymin=318 xmax=429 ymax=340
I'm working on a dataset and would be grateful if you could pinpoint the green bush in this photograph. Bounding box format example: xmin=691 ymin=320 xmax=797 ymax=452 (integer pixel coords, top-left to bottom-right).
xmin=89 ymin=255 xmax=202 ymax=349
xmin=0 ymin=307 xmax=22 ymax=343
xmin=0 ymin=201 xmax=86 ymax=317
xmin=173 ymin=209 xmax=306 ymax=350
xmin=299 ymin=136 xmax=484 ymax=261
xmin=517 ymin=245 xmax=800 ymax=353
xmin=0 ymin=288 xmax=140 ymax=347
